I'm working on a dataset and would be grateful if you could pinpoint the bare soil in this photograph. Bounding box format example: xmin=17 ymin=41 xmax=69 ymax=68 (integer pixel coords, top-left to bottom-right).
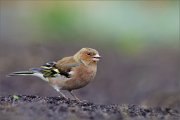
xmin=0 ymin=95 xmax=179 ymax=120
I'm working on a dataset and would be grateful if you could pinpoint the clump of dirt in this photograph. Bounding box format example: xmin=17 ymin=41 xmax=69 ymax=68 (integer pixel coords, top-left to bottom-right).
xmin=0 ymin=95 xmax=179 ymax=120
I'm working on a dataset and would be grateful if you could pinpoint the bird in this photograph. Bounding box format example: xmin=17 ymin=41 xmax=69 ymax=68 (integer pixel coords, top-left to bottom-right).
xmin=8 ymin=48 xmax=101 ymax=101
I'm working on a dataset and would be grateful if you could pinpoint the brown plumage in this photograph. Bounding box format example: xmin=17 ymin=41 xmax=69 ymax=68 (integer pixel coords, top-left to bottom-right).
xmin=8 ymin=48 xmax=101 ymax=101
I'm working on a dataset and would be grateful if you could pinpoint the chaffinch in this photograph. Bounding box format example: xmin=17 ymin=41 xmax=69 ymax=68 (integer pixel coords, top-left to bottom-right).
xmin=8 ymin=48 xmax=101 ymax=101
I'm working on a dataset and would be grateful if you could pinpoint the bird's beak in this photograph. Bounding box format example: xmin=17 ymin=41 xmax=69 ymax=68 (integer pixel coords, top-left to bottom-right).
xmin=93 ymin=54 xmax=101 ymax=61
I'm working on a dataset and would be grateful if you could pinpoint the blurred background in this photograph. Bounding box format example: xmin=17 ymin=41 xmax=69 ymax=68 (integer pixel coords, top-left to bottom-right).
xmin=0 ymin=1 xmax=179 ymax=110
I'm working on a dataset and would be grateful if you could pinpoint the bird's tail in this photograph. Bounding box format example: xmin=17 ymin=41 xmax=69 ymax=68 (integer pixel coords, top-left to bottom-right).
xmin=7 ymin=71 xmax=35 ymax=76
xmin=7 ymin=70 xmax=48 ymax=82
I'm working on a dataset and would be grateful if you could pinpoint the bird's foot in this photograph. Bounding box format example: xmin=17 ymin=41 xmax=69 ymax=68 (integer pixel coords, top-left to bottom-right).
xmin=72 ymin=98 xmax=88 ymax=103
xmin=78 ymin=99 xmax=88 ymax=103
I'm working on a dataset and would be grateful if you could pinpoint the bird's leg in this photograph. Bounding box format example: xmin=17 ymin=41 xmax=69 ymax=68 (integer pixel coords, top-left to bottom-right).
xmin=69 ymin=90 xmax=80 ymax=101
xmin=58 ymin=91 xmax=68 ymax=100
xmin=53 ymin=86 xmax=68 ymax=99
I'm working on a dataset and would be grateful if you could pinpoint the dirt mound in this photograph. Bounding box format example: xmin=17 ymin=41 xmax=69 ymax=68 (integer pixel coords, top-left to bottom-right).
xmin=0 ymin=95 xmax=179 ymax=120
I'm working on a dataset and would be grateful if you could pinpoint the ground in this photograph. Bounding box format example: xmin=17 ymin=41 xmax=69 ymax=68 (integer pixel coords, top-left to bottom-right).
xmin=0 ymin=95 xmax=179 ymax=120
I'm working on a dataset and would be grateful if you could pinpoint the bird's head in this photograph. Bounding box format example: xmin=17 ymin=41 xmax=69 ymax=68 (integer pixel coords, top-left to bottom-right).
xmin=74 ymin=48 xmax=101 ymax=65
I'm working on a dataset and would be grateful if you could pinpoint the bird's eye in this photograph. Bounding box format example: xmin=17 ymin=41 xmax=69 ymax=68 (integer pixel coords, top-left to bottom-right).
xmin=87 ymin=53 xmax=91 ymax=56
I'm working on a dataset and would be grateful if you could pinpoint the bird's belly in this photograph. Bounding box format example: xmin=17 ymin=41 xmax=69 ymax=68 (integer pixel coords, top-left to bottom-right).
xmin=61 ymin=79 xmax=88 ymax=90
xmin=63 ymin=66 xmax=96 ymax=90
xmin=48 ymin=65 xmax=97 ymax=91
xmin=48 ymin=75 xmax=70 ymax=89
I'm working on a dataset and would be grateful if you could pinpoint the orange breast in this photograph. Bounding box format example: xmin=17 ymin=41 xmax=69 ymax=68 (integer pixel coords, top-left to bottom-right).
xmin=48 ymin=64 xmax=97 ymax=91
xmin=63 ymin=65 xmax=97 ymax=90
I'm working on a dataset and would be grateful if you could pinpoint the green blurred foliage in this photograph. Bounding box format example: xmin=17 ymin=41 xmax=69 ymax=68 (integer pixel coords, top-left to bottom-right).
xmin=39 ymin=7 xmax=76 ymax=35
xmin=0 ymin=1 xmax=179 ymax=52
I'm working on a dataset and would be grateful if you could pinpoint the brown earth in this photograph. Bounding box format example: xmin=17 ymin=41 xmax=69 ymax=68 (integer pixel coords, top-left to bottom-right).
xmin=0 ymin=95 xmax=179 ymax=120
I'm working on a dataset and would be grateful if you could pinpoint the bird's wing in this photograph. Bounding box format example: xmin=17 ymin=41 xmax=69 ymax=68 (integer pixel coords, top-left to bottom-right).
xmin=56 ymin=56 xmax=81 ymax=77
xmin=30 ymin=57 xmax=81 ymax=78
xmin=30 ymin=61 xmax=60 ymax=78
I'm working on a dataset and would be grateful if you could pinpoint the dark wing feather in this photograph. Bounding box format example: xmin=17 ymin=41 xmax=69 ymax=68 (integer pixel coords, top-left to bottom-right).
xmin=41 ymin=61 xmax=61 ymax=77
xmin=30 ymin=58 xmax=81 ymax=78
xmin=30 ymin=61 xmax=60 ymax=78
xmin=41 ymin=61 xmax=56 ymax=68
